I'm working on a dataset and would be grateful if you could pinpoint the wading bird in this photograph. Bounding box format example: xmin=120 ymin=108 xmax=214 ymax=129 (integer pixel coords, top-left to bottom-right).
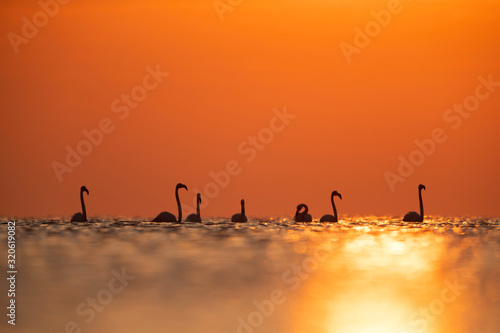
xmin=71 ymin=186 xmax=89 ymax=222
xmin=185 ymin=193 xmax=202 ymax=222
xmin=294 ymin=204 xmax=312 ymax=222
xmin=231 ymin=199 xmax=248 ymax=222
xmin=403 ymin=184 xmax=426 ymax=222
xmin=153 ymin=183 xmax=188 ymax=222
xmin=320 ymin=191 xmax=342 ymax=222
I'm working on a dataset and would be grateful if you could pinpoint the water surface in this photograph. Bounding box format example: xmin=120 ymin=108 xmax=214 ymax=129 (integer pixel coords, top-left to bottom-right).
xmin=1 ymin=216 xmax=499 ymax=333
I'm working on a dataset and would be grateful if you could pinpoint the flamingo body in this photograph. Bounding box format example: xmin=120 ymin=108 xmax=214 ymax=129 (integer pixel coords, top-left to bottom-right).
xmin=403 ymin=211 xmax=422 ymax=222
xmin=71 ymin=212 xmax=86 ymax=222
xmin=185 ymin=214 xmax=201 ymax=222
xmin=231 ymin=213 xmax=247 ymax=222
xmin=153 ymin=212 xmax=177 ymax=222
xmin=320 ymin=214 xmax=336 ymax=222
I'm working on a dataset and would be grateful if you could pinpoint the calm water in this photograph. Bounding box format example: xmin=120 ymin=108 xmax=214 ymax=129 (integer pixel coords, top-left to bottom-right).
xmin=1 ymin=216 xmax=500 ymax=333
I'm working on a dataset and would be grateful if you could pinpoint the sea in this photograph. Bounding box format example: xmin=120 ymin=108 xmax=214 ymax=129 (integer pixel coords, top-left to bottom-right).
xmin=1 ymin=216 xmax=499 ymax=333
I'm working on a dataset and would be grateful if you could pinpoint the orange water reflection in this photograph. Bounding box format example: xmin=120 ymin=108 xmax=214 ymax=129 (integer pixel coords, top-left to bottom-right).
xmin=291 ymin=224 xmax=500 ymax=333
xmin=1 ymin=218 xmax=500 ymax=333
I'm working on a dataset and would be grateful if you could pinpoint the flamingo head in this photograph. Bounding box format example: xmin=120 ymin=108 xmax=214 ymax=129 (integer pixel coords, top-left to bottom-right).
xmin=80 ymin=186 xmax=89 ymax=195
xmin=296 ymin=204 xmax=308 ymax=214
xmin=333 ymin=191 xmax=342 ymax=200
xmin=419 ymin=184 xmax=426 ymax=191
xmin=197 ymin=193 xmax=202 ymax=204
xmin=241 ymin=199 xmax=245 ymax=205
xmin=176 ymin=183 xmax=188 ymax=191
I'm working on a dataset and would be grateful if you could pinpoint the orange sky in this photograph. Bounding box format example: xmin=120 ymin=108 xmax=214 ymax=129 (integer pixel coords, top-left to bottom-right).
xmin=1 ymin=0 xmax=499 ymax=218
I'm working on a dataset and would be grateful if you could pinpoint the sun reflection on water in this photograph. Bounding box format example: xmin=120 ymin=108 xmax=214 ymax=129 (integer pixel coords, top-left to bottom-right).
xmin=2 ymin=216 xmax=500 ymax=333
xmin=290 ymin=224 xmax=487 ymax=333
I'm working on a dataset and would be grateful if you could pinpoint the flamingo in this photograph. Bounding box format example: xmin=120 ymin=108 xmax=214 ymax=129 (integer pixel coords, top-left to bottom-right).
xmin=231 ymin=199 xmax=248 ymax=222
xmin=71 ymin=186 xmax=89 ymax=222
xmin=294 ymin=204 xmax=312 ymax=222
xmin=185 ymin=193 xmax=202 ymax=222
xmin=152 ymin=183 xmax=188 ymax=222
xmin=403 ymin=184 xmax=426 ymax=222
xmin=320 ymin=191 xmax=342 ymax=222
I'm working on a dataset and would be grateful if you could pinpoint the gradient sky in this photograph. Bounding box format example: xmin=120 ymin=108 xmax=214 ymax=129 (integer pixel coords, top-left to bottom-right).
xmin=1 ymin=0 xmax=499 ymax=218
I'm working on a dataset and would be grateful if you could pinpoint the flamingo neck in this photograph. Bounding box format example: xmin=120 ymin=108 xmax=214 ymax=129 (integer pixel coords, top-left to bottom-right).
xmin=419 ymin=188 xmax=424 ymax=219
xmin=331 ymin=194 xmax=338 ymax=220
xmin=241 ymin=202 xmax=245 ymax=216
xmin=80 ymin=190 xmax=87 ymax=221
xmin=176 ymin=188 xmax=182 ymax=222
xmin=196 ymin=198 xmax=200 ymax=218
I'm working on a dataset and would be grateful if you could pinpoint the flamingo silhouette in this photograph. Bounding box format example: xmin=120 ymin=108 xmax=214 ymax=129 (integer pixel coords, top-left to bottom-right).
xmin=320 ymin=191 xmax=342 ymax=222
xmin=185 ymin=193 xmax=202 ymax=222
xmin=71 ymin=186 xmax=89 ymax=222
xmin=403 ymin=184 xmax=426 ymax=222
xmin=294 ymin=204 xmax=312 ymax=222
xmin=152 ymin=183 xmax=188 ymax=222
xmin=231 ymin=199 xmax=247 ymax=222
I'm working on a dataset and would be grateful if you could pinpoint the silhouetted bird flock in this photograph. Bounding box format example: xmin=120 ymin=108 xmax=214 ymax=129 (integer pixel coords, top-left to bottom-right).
xmin=71 ymin=183 xmax=426 ymax=223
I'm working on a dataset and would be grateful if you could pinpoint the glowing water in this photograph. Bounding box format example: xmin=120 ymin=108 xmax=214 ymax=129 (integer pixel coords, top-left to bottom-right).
xmin=1 ymin=216 xmax=499 ymax=333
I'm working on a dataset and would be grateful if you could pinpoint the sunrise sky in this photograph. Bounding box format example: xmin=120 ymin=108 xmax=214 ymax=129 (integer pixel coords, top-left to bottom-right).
xmin=1 ymin=0 xmax=499 ymax=218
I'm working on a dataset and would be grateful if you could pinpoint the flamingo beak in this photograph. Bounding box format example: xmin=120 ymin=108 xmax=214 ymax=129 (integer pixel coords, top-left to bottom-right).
xmin=338 ymin=193 xmax=342 ymax=200
xmin=85 ymin=189 xmax=89 ymax=195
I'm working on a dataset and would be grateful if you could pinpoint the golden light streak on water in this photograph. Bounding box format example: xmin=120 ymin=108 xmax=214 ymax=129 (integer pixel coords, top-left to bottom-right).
xmin=1 ymin=216 xmax=499 ymax=333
